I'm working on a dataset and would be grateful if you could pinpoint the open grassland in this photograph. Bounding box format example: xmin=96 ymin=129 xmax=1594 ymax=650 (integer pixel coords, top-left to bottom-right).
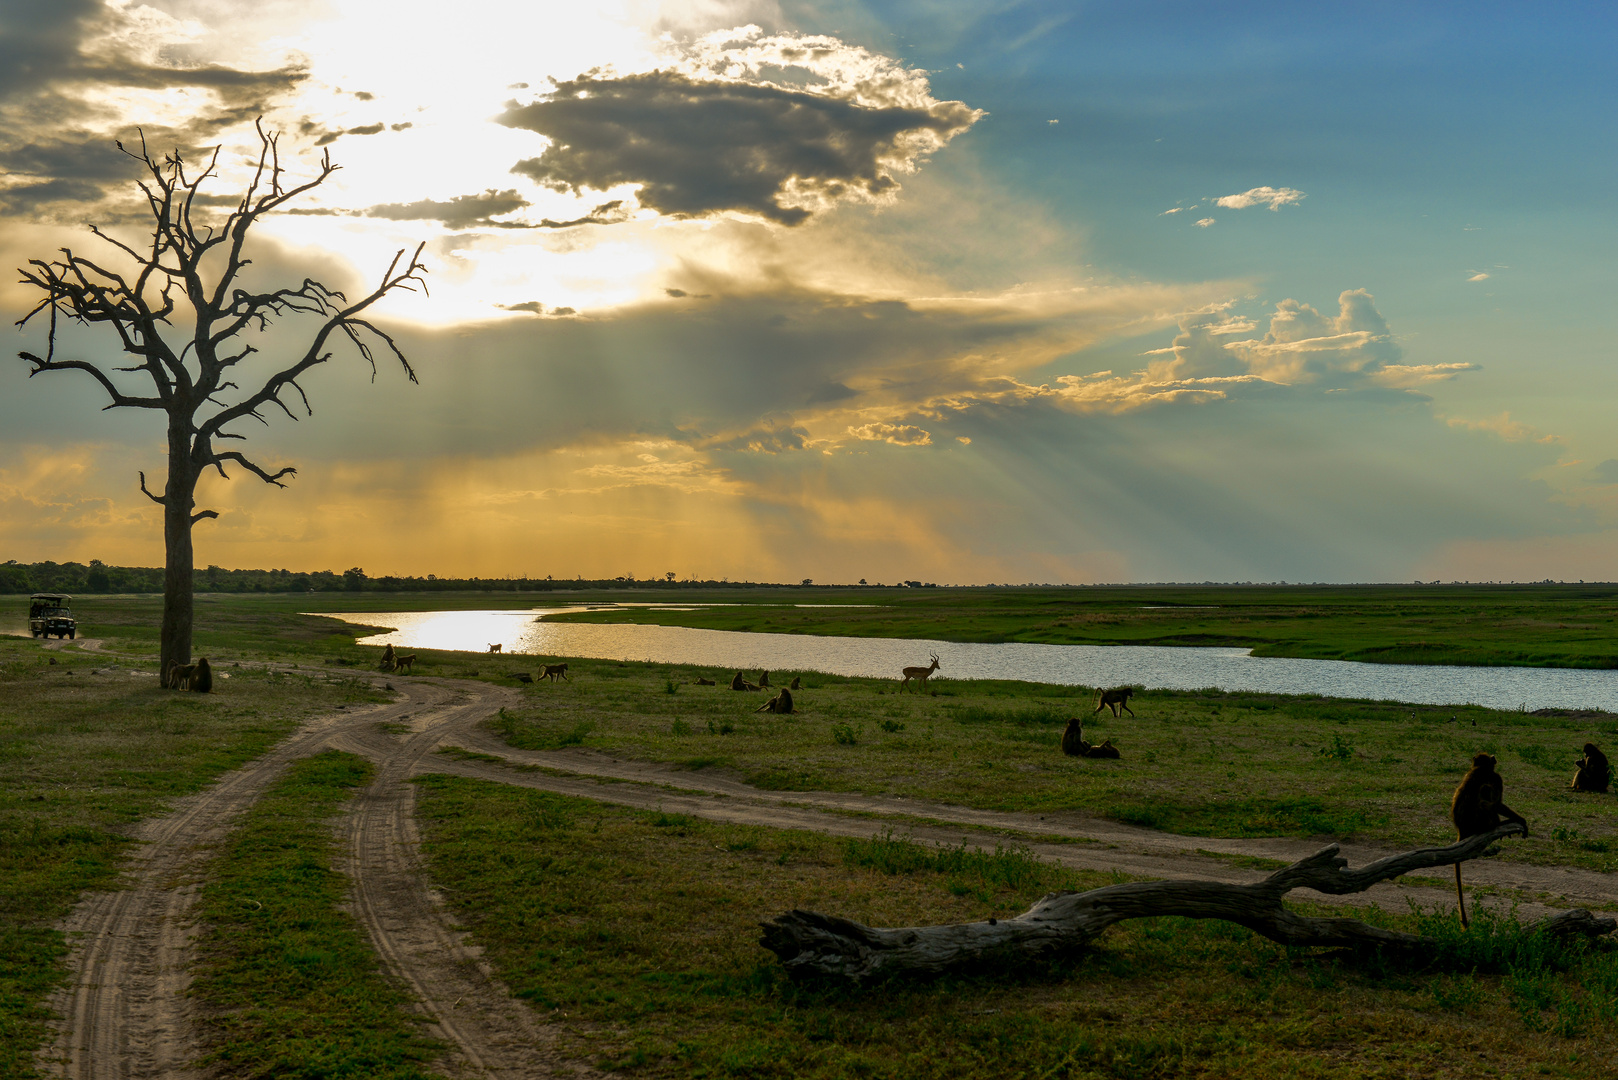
xmin=0 ymin=636 xmax=386 ymax=1077
xmin=480 ymin=658 xmax=1618 ymax=871
xmin=191 ymin=751 xmax=442 ymax=1079
xmin=415 ymin=776 xmax=1618 ymax=1079
xmin=541 ymin=582 xmax=1618 ymax=669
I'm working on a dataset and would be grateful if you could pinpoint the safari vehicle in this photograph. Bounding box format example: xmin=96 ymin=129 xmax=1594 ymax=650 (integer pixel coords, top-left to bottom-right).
xmin=28 ymin=593 xmax=76 ymax=639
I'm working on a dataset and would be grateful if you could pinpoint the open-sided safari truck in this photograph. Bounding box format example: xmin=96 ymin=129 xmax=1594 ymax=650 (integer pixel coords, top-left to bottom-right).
xmin=29 ymin=593 xmax=76 ymax=639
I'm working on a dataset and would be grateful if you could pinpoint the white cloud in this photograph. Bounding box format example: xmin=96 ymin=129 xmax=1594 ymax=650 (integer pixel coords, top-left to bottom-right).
xmin=1468 ymin=272 xmax=1490 ymax=282
xmin=1214 ymin=186 xmax=1306 ymax=211
xmin=1194 ymin=217 xmax=1215 ymax=227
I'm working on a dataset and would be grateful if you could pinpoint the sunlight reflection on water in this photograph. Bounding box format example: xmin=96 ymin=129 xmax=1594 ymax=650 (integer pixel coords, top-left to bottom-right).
xmin=324 ymin=607 xmax=1618 ymax=712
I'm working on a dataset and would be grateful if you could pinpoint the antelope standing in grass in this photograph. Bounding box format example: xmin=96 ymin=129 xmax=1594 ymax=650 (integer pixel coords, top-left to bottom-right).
xmin=899 ymin=652 xmax=940 ymax=693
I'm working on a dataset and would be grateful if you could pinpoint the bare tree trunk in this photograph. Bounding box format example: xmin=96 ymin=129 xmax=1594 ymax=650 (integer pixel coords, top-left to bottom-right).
xmin=159 ymin=421 xmax=196 ymax=676
xmin=760 ymin=825 xmax=1613 ymax=983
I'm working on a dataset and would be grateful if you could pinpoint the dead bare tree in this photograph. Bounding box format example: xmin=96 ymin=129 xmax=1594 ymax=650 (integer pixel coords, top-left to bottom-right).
xmin=760 ymin=823 xmax=1615 ymax=982
xmin=15 ymin=122 xmax=425 ymax=676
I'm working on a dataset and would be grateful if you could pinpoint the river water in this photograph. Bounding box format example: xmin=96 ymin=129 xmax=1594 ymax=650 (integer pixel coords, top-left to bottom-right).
xmin=323 ymin=606 xmax=1618 ymax=713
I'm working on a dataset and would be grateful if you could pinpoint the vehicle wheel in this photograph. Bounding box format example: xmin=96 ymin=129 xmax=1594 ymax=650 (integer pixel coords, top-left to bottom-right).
xmin=69 ymin=630 xmax=76 ymax=640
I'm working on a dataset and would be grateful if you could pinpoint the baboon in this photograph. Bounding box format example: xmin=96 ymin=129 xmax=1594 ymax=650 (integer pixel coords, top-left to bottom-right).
xmin=757 ymin=688 xmax=795 ymax=714
xmin=167 ymin=662 xmax=197 ymax=690
xmin=380 ymin=643 xmax=396 ymax=671
xmin=1061 ymin=718 xmax=1089 ymax=757
xmin=789 ymin=676 xmax=801 ymax=690
xmin=394 ymin=653 xmax=417 ymax=674
xmin=1086 ymin=739 xmax=1121 ymax=759
xmin=1093 ymin=687 xmax=1135 ymax=718
xmin=694 ymin=676 xmax=716 ymax=686
xmin=488 ymin=643 xmax=502 ymax=653
xmin=192 ymin=656 xmax=212 ymax=693
xmin=541 ymin=663 xmax=570 ymax=682
xmin=730 ymin=672 xmax=759 ymax=691
xmin=1450 ymin=753 xmax=1529 ymax=929
xmin=899 ymin=653 xmax=940 ymax=693
xmin=758 ymin=671 xmax=771 ymax=688
xmin=1573 ymin=743 xmax=1611 ymax=793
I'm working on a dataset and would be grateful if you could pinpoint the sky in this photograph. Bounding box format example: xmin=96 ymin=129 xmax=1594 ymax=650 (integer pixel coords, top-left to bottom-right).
xmin=1 ymin=0 xmax=1616 ymax=585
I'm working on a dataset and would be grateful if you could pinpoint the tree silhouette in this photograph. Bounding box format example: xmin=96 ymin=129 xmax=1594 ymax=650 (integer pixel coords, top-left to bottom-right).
xmin=15 ymin=122 xmax=426 ymax=676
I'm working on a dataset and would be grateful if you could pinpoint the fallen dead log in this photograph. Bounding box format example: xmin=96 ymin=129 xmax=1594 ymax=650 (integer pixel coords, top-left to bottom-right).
xmin=759 ymin=823 xmax=1615 ymax=982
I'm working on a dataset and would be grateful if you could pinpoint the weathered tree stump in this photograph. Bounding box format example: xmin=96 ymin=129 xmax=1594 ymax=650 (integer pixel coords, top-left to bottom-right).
xmin=759 ymin=823 xmax=1613 ymax=982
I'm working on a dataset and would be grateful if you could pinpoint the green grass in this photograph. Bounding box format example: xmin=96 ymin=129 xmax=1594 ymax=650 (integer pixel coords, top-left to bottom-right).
xmin=537 ymin=582 xmax=1618 ymax=669
xmin=413 ymin=775 xmax=1618 ymax=1078
xmin=0 ymin=636 xmax=387 ymax=1077
xmin=190 ymin=751 xmax=443 ymax=1079
xmin=484 ymin=661 xmax=1618 ymax=867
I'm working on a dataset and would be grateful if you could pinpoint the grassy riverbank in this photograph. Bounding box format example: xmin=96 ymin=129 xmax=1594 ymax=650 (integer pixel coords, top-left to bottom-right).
xmin=415 ymin=776 xmax=1618 ymax=1078
xmin=0 ymin=637 xmax=385 ymax=1077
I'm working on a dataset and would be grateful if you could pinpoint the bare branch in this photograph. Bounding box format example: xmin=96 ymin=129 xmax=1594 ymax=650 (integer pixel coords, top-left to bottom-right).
xmin=19 ymin=351 xmax=165 ymax=410
xmin=138 ymin=471 xmax=167 ymax=506
xmin=208 ymin=450 xmax=296 ymax=487
xmin=191 ymin=509 xmax=220 ymax=525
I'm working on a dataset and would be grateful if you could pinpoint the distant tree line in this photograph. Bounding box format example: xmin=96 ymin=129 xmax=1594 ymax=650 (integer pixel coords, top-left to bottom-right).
xmin=0 ymin=560 xmax=848 ymax=595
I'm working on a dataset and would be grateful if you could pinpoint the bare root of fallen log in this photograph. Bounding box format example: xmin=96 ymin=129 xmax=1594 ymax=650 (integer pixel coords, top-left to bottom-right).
xmin=759 ymin=824 xmax=1614 ymax=982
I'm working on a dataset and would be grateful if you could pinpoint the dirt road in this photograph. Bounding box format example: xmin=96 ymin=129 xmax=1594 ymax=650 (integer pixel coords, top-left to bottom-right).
xmin=39 ymin=663 xmax=1618 ymax=1078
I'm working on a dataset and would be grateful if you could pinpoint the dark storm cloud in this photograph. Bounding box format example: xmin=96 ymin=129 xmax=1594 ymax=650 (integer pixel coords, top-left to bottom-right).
xmin=361 ymin=192 xmax=626 ymax=231
xmin=0 ymin=177 xmax=103 ymax=213
xmin=499 ymin=71 xmax=979 ymax=225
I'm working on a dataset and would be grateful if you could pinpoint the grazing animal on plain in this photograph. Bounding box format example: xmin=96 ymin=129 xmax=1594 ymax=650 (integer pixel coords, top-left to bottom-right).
xmin=899 ymin=652 xmax=940 ymax=693
xmin=757 ymin=688 xmax=795 ymax=714
xmin=394 ymin=653 xmax=417 ymax=674
xmin=789 ymin=676 xmax=801 ymax=690
xmin=1573 ymin=743 xmax=1611 ymax=793
xmin=758 ymin=671 xmax=771 ymax=688
xmin=512 ymin=672 xmax=533 ymax=684
xmin=192 ymin=656 xmax=213 ymax=694
xmin=380 ymin=643 xmax=397 ymax=671
xmin=695 ymin=676 xmax=716 ymax=686
xmin=540 ymin=663 xmax=570 ymax=682
xmin=1450 ymin=752 xmax=1529 ymax=929
xmin=488 ymin=643 xmax=502 ymax=654
xmin=1093 ymin=687 xmax=1135 ymax=718
xmin=730 ymin=672 xmax=759 ymax=691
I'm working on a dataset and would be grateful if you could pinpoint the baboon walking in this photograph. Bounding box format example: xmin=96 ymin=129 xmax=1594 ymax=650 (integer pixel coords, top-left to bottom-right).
xmin=394 ymin=653 xmax=417 ymax=674
xmin=1093 ymin=687 xmax=1135 ymax=717
xmin=540 ymin=663 xmax=570 ymax=682
xmin=1450 ymin=753 xmax=1529 ymax=929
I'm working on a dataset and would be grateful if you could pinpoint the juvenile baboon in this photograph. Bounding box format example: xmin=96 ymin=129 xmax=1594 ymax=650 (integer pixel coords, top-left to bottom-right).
xmin=757 ymin=688 xmax=795 ymax=714
xmin=1093 ymin=687 xmax=1136 ymax=718
xmin=540 ymin=663 xmax=570 ymax=682
xmin=758 ymin=671 xmax=771 ymax=688
xmin=1450 ymin=753 xmax=1529 ymax=929
xmin=694 ymin=676 xmax=716 ymax=686
xmin=1573 ymin=743 xmax=1611 ymax=793
xmin=488 ymin=643 xmax=502 ymax=653
xmin=1086 ymin=739 xmax=1121 ymax=759
xmin=394 ymin=653 xmax=417 ymax=674
xmin=192 ymin=656 xmax=213 ymax=693
xmin=789 ymin=676 xmax=801 ymax=691
xmin=380 ymin=643 xmax=396 ymax=671
xmin=899 ymin=653 xmax=940 ymax=693
xmin=730 ymin=672 xmax=759 ymax=691
xmin=168 ymin=662 xmax=198 ymax=690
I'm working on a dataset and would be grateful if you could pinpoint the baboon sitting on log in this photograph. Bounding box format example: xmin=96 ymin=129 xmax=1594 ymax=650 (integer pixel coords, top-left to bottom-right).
xmin=757 ymin=688 xmax=795 ymax=714
xmin=1573 ymin=743 xmax=1611 ymax=793
xmin=730 ymin=672 xmax=759 ymax=691
xmin=380 ymin=643 xmax=396 ymax=671
xmin=1451 ymin=753 xmax=1529 ymax=929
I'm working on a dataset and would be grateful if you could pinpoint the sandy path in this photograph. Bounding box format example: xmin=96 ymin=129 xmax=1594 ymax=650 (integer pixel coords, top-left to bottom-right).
xmin=42 ymin=674 xmax=585 ymax=1080
xmin=436 ymin=730 xmax=1618 ymax=921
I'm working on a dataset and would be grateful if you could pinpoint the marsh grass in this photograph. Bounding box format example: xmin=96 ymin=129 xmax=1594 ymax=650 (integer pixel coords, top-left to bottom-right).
xmin=0 ymin=636 xmax=386 ymax=1076
xmin=191 ymin=751 xmax=442 ymax=1078
xmin=414 ymin=776 xmax=1618 ymax=1078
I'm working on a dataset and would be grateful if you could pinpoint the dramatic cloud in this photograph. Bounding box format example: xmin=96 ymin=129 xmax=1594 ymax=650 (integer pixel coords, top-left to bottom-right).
xmin=499 ymin=29 xmax=980 ymax=225
xmin=366 ymin=189 xmax=530 ymax=229
xmin=848 ymin=422 xmax=933 ymax=446
xmin=1215 ymin=186 xmax=1306 ymax=211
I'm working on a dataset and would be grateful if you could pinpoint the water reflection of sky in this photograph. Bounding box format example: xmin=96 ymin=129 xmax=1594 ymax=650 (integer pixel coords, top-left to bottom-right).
xmin=322 ymin=608 xmax=1618 ymax=713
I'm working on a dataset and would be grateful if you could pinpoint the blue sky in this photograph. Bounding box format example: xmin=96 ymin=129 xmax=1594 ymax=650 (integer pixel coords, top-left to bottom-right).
xmin=1 ymin=0 xmax=1614 ymax=583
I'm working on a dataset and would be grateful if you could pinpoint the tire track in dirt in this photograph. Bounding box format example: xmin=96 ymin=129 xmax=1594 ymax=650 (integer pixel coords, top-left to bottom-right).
xmin=42 ymin=674 xmax=588 ymax=1080
xmin=431 ymin=732 xmax=1618 ymax=922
